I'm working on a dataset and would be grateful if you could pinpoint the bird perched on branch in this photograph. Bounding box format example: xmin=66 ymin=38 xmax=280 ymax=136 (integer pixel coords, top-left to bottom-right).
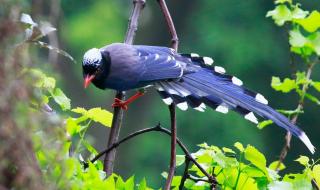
xmin=82 ymin=43 xmax=315 ymax=154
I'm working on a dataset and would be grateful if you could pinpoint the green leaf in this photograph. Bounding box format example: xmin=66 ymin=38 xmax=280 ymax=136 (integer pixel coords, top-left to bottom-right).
xmin=313 ymin=165 xmax=320 ymax=187
xmin=222 ymin=147 xmax=235 ymax=154
xmin=66 ymin=118 xmax=81 ymax=136
xmin=257 ymin=120 xmax=273 ymax=129
xmin=275 ymin=0 xmax=292 ymax=4
xmin=115 ymin=176 xmax=125 ymax=190
xmin=294 ymin=11 xmax=320 ymax=32
xmin=266 ymin=5 xmax=292 ymax=26
xmin=176 ymin=155 xmax=185 ymax=167
xmin=304 ymin=93 xmax=320 ymax=105
xmin=295 ymin=156 xmax=309 ymax=166
xmin=125 ymin=176 xmax=135 ymax=190
xmin=268 ymin=181 xmax=293 ymax=190
xmin=244 ymin=145 xmax=267 ymax=174
xmin=138 ymin=178 xmax=147 ymax=190
xmin=309 ymin=32 xmax=320 ymax=56
xmin=43 ymin=76 xmax=56 ymax=90
xmin=291 ymin=5 xmax=309 ymax=19
xmin=72 ymin=107 xmax=113 ymax=127
xmin=271 ymin=77 xmax=297 ymax=93
xmin=289 ymin=30 xmax=308 ymax=48
xmin=87 ymin=108 xmax=113 ymax=127
xmin=52 ymin=88 xmax=71 ymax=110
xmin=234 ymin=142 xmax=244 ymax=152
xmin=312 ymin=82 xmax=320 ymax=92
xmin=269 ymin=161 xmax=286 ymax=171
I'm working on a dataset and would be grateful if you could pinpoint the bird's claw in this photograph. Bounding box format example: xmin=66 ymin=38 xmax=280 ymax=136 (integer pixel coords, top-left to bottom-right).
xmin=112 ymin=98 xmax=128 ymax=110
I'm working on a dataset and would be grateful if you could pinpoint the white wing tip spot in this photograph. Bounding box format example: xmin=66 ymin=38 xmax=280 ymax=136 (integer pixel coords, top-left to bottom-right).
xmin=154 ymin=54 xmax=160 ymax=60
xmin=214 ymin=66 xmax=226 ymax=74
xmin=177 ymin=102 xmax=188 ymax=111
xmin=232 ymin=76 xmax=243 ymax=86
xmin=216 ymin=105 xmax=229 ymax=114
xmin=203 ymin=57 xmax=214 ymax=65
xmin=255 ymin=93 xmax=268 ymax=105
xmin=162 ymin=97 xmax=173 ymax=105
xmin=244 ymin=112 xmax=258 ymax=124
xmin=299 ymin=132 xmax=315 ymax=154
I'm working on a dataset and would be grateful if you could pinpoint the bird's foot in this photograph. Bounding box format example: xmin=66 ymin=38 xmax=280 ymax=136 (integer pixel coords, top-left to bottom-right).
xmin=111 ymin=92 xmax=144 ymax=110
xmin=112 ymin=98 xmax=129 ymax=110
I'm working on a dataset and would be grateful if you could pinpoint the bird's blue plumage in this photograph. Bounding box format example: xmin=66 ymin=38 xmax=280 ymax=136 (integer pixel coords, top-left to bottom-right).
xmin=82 ymin=43 xmax=315 ymax=153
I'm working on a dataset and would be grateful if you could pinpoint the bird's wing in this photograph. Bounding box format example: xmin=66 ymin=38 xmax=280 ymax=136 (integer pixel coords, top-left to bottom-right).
xmin=133 ymin=45 xmax=184 ymax=82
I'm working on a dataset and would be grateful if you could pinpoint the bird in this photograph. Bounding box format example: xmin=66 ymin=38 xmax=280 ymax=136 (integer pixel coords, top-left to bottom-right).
xmin=82 ymin=43 xmax=315 ymax=154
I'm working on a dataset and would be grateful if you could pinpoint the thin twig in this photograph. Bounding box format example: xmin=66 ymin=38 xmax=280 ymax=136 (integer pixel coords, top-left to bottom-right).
xmin=276 ymin=62 xmax=316 ymax=170
xmin=156 ymin=0 xmax=179 ymax=189
xmin=157 ymin=0 xmax=179 ymax=51
xmin=103 ymin=0 xmax=146 ymax=176
xmin=88 ymin=124 xmax=216 ymax=184
xmin=179 ymin=156 xmax=191 ymax=190
xmin=165 ymin=104 xmax=177 ymax=190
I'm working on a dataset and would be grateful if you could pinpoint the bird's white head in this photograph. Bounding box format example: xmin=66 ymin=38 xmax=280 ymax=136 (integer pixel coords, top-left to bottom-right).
xmin=83 ymin=48 xmax=102 ymax=66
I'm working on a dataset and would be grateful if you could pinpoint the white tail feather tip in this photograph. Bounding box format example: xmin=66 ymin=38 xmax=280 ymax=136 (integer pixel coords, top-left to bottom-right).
xmin=255 ymin=93 xmax=268 ymax=105
xmin=191 ymin=53 xmax=199 ymax=57
xmin=162 ymin=97 xmax=173 ymax=105
xmin=299 ymin=132 xmax=315 ymax=154
xmin=244 ymin=112 xmax=258 ymax=124
xmin=214 ymin=66 xmax=226 ymax=74
xmin=177 ymin=102 xmax=188 ymax=111
xmin=203 ymin=57 xmax=214 ymax=65
xmin=216 ymin=105 xmax=229 ymax=114
xmin=232 ymin=76 xmax=243 ymax=86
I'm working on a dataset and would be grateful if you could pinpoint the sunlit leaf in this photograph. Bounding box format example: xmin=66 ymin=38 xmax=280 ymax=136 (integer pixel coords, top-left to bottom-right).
xmin=244 ymin=145 xmax=267 ymax=174
xmin=304 ymin=93 xmax=320 ymax=105
xmin=289 ymin=30 xmax=308 ymax=48
xmin=271 ymin=77 xmax=297 ymax=93
xmin=72 ymin=107 xmax=113 ymax=127
xmin=257 ymin=120 xmax=273 ymax=129
xmin=313 ymin=165 xmax=320 ymax=187
xmin=268 ymin=181 xmax=292 ymax=190
xmin=125 ymin=176 xmax=134 ymax=190
xmin=294 ymin=11 xmax=320 ymax=32
xmin=312 ymin=82 xmax=320 ymax=92
xmin=269 ymin=161 xmax=286 ymax=171
xmin=275 ymin=0 xmax=292 ymax=4
xmin=266 ymin=5 xmax=292 ymax=26
xmin=66 ymin=118 xmax=80 ymax=136
xmin=295 ymin=155 xmax=309 ymax=166
xmin=176 ymin=155 xmax=185 ymax=167
xmin=234 ymin=142 xmax=244 ymax=152
xmin=52 ymin=88 xmax=71 ymax=110
xmin=291 ymin=5 xmax=309 ymax=19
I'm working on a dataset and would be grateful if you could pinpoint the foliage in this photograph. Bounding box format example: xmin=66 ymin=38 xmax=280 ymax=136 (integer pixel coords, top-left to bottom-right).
xmin=172 ymin=142 xmax=320 ymax=190
xmin=2 ymin=1 xmax=320 ymax=190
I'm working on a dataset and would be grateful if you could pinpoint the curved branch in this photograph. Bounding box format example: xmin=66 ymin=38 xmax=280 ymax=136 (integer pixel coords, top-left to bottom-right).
xmin=87 ymin=124 xmax=217 ymax=184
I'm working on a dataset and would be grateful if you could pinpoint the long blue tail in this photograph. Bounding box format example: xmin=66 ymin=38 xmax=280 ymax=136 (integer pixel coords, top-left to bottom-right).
xmin=155 ymin=55 xmax=315 ymax=154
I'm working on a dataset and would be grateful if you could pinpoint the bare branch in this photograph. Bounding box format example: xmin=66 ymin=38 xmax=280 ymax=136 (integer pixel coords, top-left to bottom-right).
xmin=103 ymin=0 xmax=146 ymax=176
xmin=277 ymin=62 xmax=316 ymax=170
xmin=156 ymin=0 xmax=179 ymax=189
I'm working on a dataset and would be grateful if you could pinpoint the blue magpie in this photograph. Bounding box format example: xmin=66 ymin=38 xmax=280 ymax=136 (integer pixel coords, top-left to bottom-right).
xmin=82 ymin=43 xmax=315 ymax=154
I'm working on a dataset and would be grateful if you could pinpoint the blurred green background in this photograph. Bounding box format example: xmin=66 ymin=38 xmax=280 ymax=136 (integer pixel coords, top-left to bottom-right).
xmin=28 ymin=0 xmax=320 ymax=187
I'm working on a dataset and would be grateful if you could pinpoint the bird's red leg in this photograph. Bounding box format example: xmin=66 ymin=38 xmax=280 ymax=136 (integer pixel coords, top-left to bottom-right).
xmin=112 ymin=92 xmax=144 ymax=110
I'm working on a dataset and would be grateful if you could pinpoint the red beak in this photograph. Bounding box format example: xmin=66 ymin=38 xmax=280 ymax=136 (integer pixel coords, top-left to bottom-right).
xmin=84 ymin=75 xmax=95 ymax=88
